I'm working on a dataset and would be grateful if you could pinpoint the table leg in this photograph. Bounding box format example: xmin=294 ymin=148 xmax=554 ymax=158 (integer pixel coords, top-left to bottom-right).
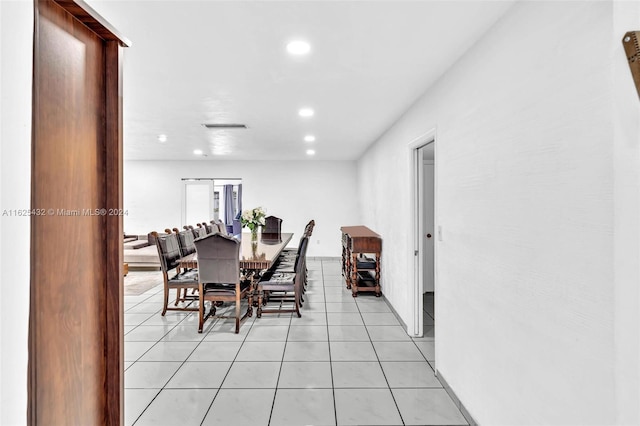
xmin=246 ymin=271 xmax=255 ymax=317
xmin=345 ymin=248 xmax=352 ymax=289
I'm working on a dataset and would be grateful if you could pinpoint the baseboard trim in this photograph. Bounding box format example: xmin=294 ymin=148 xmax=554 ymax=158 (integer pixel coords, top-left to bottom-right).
xmin=435 ymin=370 xmax=478 ymax=426
xmin=383 ymin=294 xmax=408 ymax=330
xmin=316 ymin=256 xmax=477 ymax=423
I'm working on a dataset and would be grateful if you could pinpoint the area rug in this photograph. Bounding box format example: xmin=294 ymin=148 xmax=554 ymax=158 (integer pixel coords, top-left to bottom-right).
xmin=124 ymin=270 xmax=163 ymax=296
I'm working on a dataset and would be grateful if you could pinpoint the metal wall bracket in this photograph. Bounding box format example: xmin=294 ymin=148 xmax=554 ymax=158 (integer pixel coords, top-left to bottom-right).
xmin=623 ymin=31 xmax=640 ymax=99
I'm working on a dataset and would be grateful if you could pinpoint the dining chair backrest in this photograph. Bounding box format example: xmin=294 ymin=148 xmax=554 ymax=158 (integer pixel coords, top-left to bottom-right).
xmin=294 ymin=239 xmax=308 ymax=283
xmin=294 ymin=236 xmax=310 ymax=271
xmin=263 ymin=215 xmax=282 ymax=235
xmin=193 ymin=233 xmax=240 ymax=284
xmin=303 ymin=219 xmax=315 ymax=237
xmin=200 ymin=222 xmax=212 ymax=234
xmin=192 ymin=226 xmax=207 ymax=239
xmin=154 ymin=232 xmax=182 ymax=272
xmin=177 ymin=229 xmax=196 ymax=257
xmin=212 ymin=219 xmax=228 ymax=235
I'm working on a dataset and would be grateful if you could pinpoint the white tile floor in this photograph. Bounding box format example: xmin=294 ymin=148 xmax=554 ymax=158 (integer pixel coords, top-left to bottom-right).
xmin=124 ymin=258 xmax=467 ymax=426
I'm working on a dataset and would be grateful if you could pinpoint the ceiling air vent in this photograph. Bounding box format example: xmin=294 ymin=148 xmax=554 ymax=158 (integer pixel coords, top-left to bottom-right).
xmin=202 ymin=123 xmax=247 ymax=129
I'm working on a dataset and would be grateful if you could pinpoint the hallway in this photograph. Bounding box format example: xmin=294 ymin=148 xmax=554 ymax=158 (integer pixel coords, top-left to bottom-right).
xmin=123 ymin=258 xmax=464 ymax=425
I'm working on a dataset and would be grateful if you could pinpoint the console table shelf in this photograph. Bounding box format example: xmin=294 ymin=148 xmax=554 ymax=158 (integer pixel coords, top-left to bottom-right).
xmin=340 ymin=226 xmax=382 ymax=297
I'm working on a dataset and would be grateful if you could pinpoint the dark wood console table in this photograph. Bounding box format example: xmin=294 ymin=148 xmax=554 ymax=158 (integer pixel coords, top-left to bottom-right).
xmin=340 ymin=226 xmax=382 ymax=297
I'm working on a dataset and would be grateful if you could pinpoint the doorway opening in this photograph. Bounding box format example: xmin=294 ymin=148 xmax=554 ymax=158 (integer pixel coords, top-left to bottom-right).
xmin=181 ymin=178 xmax=242 ymax=230
xmin=408 ymin=130 xmax=436 ymax=338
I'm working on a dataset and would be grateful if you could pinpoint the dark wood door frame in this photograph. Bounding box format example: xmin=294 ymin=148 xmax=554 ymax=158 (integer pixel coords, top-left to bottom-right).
xmin=29 ymin=1 xmax=129 ymax=424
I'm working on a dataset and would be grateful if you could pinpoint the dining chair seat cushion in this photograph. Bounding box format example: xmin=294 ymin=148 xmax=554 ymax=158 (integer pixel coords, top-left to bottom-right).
xmin=273 ymin=262 xmax=295 ymax=274
xmin=203 ymin=281 xmax=250 ymax=292
xmin=259 ymin=272 xmax=295 ymax=289
xmin=278 ymin=252 xmax=296 ymax=260
xmin=168 ymin=269 xmax=199 ymax=286
xmin=203 ymin=287 xmax=239 ymax=296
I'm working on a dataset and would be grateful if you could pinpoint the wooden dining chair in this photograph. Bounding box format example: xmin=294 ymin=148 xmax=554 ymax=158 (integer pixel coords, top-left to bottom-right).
xmin=271 ymin=236 xmax=310 ymax=296
xmin=152 ymin=231 xmax=200 ymax=316
xmin=279 ymin=220 xmax=315 ymax=291
xmin=258 ymin=236 xmax=308 ymax=317
xmin=193 ymin=233 xmax=251 ymax=333
xmin=171 ymin=227 xmax=199 ymax=299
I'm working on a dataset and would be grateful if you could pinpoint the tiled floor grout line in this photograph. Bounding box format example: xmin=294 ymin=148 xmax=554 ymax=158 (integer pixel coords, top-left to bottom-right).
xmin=125 ymin=262 xmax=464 ymax=426
xmin=130 ymin=390 xmax=162 ymax=426
xmin=123 ymin=286 xmax=188 ymax=346
xmin=130 ymin=299 xmax=255 ymax=425
xmin=355 ymin=296 xmax=406 ymax=426
xmin=197 ymin=312 xmax=256 ymax=426
xmin=419 ymin=294 xmax=469 ymax=426
xmin=126 ymin=304 xmax=188 ymax=366
xmin=418 ymin=293 xmax=437 ymax=373
xmin=322 ymin=260 xmax=339 ymax=426
xmin=124 ymin=287 xmax=174 ymax=425
xmin=129 ymin=305 xmax=205 ymax=425
xmin=267 ymin=311 xmax=293 ymax=426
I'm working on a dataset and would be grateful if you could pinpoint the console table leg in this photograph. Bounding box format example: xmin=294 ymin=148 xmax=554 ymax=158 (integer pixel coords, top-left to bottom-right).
xmin=345 ymin=248 xmax=352 ymax=289
xmin=351 ymin=252 xmax=358 ymax=296
xmin=375 ymin=253 xmax=381 ymax=297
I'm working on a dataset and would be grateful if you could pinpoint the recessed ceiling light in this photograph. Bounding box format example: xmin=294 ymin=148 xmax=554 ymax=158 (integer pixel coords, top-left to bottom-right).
xmin=304 ymin=135 xmax=316 ymax=142
xmin=286 ymin=40 xmax=311 ymax=55
xmin=306 ymin=149 xmax=315 ymax=156
xmin=193 ymin=149 xmax=203 ymax=156
xmin=157 ymin=134 xmax=167 ymax=143
xmin=298 ymin=108 xmax=314 ymax=117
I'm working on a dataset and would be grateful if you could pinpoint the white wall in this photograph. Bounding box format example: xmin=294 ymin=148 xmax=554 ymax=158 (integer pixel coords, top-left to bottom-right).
xmin=358 ymin=1 xmax=639 ymax=425
xmin=0 ymin=1 xmax=33 ymax=425
xmin=4 ymin=1 xmax=638 ymax=425
xmin=612 ymin=2 xmax=640 ymax=424
xmin=124 ymin=160 xmax=358 ymax=256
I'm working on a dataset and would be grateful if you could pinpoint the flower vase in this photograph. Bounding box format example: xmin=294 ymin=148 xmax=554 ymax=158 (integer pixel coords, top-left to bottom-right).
xmin=251 ymin=228 xmax=258 ymax=242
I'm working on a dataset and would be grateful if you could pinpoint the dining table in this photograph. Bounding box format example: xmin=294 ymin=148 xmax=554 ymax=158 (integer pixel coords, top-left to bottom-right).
xmin=178 ymin=232 xmax=294 ymax=316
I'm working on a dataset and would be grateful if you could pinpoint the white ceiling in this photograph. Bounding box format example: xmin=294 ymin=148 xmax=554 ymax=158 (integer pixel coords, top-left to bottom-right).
xmin=88 ymin=0 xmax=514 ymax=161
